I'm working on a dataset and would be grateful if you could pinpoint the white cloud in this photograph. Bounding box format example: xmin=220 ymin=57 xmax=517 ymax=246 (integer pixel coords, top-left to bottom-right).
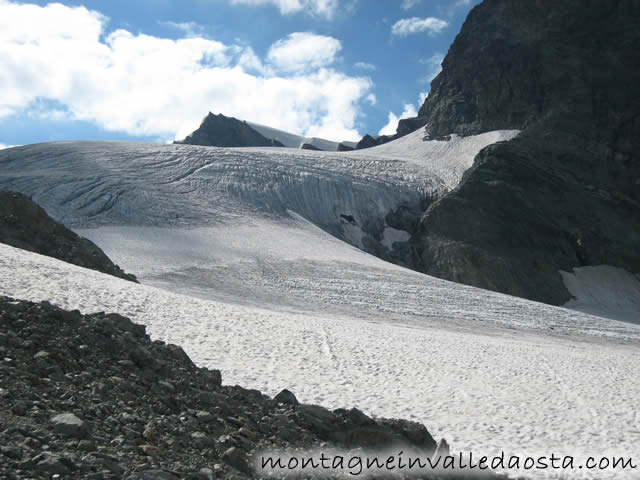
xmin=378 ymin=103 xmax=418 ymax=136
xmin=159 ymin=21 xmax=205 ymax=38
xmin=354 ymin=61 xmax=376 ymax=71
xmin=391 ymin=17 xmax=448 ymax=36
xmin=0 ymin=143 xmax=17 ymax=150
xmin=230 ymin=0 xmax=338 ymax=19
xmin=420 ymin=52 xmax=444 ymax=82
xmin=267 ymin=32 xmax=341 ymax=74
xmin=0 ymin=1 xmax=372 ymax=142
xmin=401 ymin=0 xmax=422 ymax=10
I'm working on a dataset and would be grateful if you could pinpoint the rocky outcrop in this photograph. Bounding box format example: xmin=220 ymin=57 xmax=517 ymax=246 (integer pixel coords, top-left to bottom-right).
xmin=0 ymin=191 xmax=137 ymax=282
xmin=396 ymin=116 xmax=428 ymax=137
xmin=355 ymin=134 xmax=393 ymax=150
xmin=354 ymin=117 xmax=428 ymax=151
xmin=176 ymin=113 xmax=284 ymax=148
xmin=0 ymin=296 xmax=506 ymax=479
xmin=406 ymin=0 xmax=640 ymax=305
xmin=300 ymin=143 xmax=320 ymax=151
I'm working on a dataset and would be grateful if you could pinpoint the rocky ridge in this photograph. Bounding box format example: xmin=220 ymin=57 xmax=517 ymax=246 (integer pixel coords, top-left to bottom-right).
xmin=0 ymin=191 xmax=136 ymax=283
xmin=353 ymin=115 xmax=431 ymax=150
xmin=175 ymin=113 xmax=284 ymax=148
xmin=0 ymin=296 xmax=509 ymax=479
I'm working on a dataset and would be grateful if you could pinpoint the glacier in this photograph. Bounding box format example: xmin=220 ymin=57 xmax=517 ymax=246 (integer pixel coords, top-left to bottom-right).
xmin=0 ymin=129 xmax=639 ymax=479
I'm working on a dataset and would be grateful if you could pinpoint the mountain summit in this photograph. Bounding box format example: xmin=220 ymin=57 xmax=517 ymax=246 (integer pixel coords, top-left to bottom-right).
xmin=175 ymin=112 xmax=284 ymax=148
xmin=406 ymin=0 xmax=640 ymax=305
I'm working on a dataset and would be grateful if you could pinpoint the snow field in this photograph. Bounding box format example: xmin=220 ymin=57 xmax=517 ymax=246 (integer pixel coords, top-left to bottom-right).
xmin=1 ymin=242 xmax=639 ymax=480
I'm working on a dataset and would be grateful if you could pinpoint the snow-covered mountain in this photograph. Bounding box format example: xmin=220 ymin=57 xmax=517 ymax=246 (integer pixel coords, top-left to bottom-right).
xmin=174 ymin=111 xmax=358 ymax=152
xmin=1 ymin=128 xmax=640 ymax=479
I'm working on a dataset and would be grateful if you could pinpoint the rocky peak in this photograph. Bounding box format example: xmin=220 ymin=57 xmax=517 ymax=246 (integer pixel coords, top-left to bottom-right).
xmin=176 ymin=112 xmax=284 ymax=148
xmin=402 ymin=0 xmax=640 ymax=308
xmin=418 ymin=0 xmax=640 ymax=139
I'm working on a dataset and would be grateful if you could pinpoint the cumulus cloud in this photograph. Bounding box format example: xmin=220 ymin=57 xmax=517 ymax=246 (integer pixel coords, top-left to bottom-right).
xmin=0 ymin=1 xmax=372 ymax=142
xmin=378 ymin=103 xmax=418 ymax=136
xmin=354 ymin=61 xmax=376 ymax=71
xmin=0 ymin=143 xmax=17 ymax=150
xmin=230 ymin=0 xmax=339 ymax=19
xmin=267 ymin=32 xmax=341 ymax=74
xmin=159 ymin=21 xmax=206 ymax=38
xmin=400 ymin=0 xmax=422 ymax=10
xmin=391 ymin=17 xmax=448 ymax=36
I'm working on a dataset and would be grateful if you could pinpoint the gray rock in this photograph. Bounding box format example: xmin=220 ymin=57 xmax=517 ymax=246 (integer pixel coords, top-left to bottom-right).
xmin=33 ymin=350 xmax=49 ymax=360
xmin=0 ymin=445 xmax=23 ymax=459
xmin=128 ymin=470 xmax=179 ymax=480
xmin=273 ymin=389 xmax=299 ymax=406
xmin=221 ymin=447 xmax=250 ymax=474
xmin=51 ymin=412 xmax=88 ymax=438
xmin=187 ymin=468 xmax=216 ymax=480
xmin=297 ymin=404 xmax=336 ymax=435
xmin=129 ymin=346 xmax=156 ymax=369
xmin=31 ymin=452 xmax=74 ymax=474
xmin=195 ymin=410 xmax=215 ymax=422
xmin=11 ymin=400 xmax=28 ymax=416
xmin=435 ymin=438 xmax=450 ymax=458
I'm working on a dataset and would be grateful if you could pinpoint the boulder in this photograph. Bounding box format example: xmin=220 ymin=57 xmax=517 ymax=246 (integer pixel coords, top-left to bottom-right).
xmin=50 ymin=412 xmax=88 ymax=439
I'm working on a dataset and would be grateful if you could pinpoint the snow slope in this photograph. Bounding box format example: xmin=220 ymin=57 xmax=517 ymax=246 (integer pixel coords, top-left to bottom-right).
xmin=248 ymin=122 xmax=357 ymax=151
xmin=561 ymin=266 xmax=640 ymax=325
xmin=1 ymin=240 xmax=639 ymax=480
xmin=1 ymin=133 xmax=639 ymax=478
xmin=349 ymin=128 xmax=520 ymax=189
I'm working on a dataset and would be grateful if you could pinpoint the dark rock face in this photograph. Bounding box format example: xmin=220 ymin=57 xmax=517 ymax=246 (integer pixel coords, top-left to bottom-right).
xmin=396 ymin=116 xmax=428 ymax=137
xmin=0 ymin=191 xmax=137 ymax=282
xmin=355 ymin=134 xmax=379 ymax=149
xmin=355 ymin=134 xmax=393 ymax=150
xmin=176 ymin=112 xmax=284 ymax=148
xmin=418 ymin=0 xmax=640 ymax=140
xmin=408 ymin=0 xmax=640 ymax=305
xmin=337 ymin=142 xmax=354 ymax=152
xmin=0 ymin=296 xmax=507 ymax=479
xmin=354 ymin=117 xmax=429 ymax=150
xmin=300 ymin=142 xmax=320 ymax=151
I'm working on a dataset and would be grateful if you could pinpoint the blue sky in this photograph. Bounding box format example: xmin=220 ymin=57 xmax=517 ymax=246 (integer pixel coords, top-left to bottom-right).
xmin=0 ymin=0 xmax=480 ymax=148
